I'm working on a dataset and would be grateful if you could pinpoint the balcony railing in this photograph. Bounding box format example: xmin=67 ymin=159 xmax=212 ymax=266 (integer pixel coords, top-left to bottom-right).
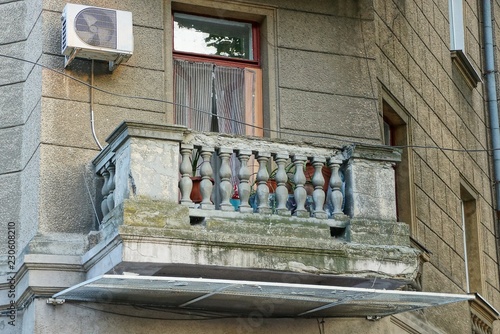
xmin=93 ymin=122 xmax=403 ymax=244
xmin=179 ymin=144 xmax=346 ymax=218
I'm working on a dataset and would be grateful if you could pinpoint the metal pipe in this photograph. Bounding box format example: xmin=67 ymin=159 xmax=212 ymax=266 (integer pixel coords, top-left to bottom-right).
xmin=483 ymin=0 xmax=500 ymax=216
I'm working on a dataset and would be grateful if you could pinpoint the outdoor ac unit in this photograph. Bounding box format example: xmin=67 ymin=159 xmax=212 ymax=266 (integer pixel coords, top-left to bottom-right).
xmin=61 ymin=3 xmax=133 ymax=71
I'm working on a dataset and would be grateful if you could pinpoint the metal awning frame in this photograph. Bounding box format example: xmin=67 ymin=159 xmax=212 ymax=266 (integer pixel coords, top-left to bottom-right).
xmin=51 ymin=275 xmax=475 ymax=319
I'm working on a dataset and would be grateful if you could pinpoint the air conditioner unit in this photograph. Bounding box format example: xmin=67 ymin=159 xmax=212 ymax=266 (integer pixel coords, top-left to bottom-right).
xmin=61 ymin=3 xmax=133 ymax=71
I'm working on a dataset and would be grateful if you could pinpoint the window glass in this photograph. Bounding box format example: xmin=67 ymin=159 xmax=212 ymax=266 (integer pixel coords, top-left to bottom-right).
xmin=449 ymin=0 xmax=465 ymax=50
xmin=174 ymin=13 xmax=253 ymax=60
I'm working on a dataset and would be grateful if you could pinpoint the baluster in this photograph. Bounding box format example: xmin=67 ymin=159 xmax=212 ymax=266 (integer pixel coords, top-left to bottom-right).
xmin=100 ymin=167 xmax=110 ymax=217
xmin=328 ymin=158 xmax=344 ymax=216
xmin=218 ymin=147 xmax=233 ymax=211
xmin=256 ymin=152 xmax=271 ymax=214
xmin=106 ymin=162 xmax=116 ymax=213
xmin=311 ymin=157 xmax=327 ymax=219
xmin=179 ymin=144 xmax=194 ymax=207
xmin=200 ymin=147 xmax=215 ymax=209
xmin=237 ymin=149 xmax=253 ymax=213
xmin=274 ymin=152 xmax=291 ymax=216
xmin=292 ymin=155 xmax=308 ymax=217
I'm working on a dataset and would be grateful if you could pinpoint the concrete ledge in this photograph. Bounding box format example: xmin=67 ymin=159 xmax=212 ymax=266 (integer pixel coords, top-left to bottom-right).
xmin=79 ymin=198 xmax=420 ymax=283
xmin=347 ymin=219 xmax=411 ymax=247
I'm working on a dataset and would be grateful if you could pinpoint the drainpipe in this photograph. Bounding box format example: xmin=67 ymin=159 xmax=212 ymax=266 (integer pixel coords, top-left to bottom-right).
xmin=483 ymin=1 xmax=500 ymax=299
xmin=483 ymin=0 xmax=500 ymax=218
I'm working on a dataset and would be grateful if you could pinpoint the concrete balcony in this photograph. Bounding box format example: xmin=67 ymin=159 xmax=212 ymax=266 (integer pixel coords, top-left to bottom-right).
xmin=88 ymin=121 xmax=419 ymax=289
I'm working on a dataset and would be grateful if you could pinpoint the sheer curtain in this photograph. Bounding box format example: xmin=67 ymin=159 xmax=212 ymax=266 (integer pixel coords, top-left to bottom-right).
xmin=214 ymin=66 xmax=246 ymax=135
xmin=174 ymin=59 xmax=249 ymax=135
xmin=174 ymin=59 xmax=213 ymax=131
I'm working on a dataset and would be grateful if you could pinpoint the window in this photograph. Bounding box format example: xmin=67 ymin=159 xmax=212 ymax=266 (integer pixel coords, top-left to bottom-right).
xmin=460 ymin=182 xmax=483 ymax=294
xmin=382 ymin=95 xmax=416 ymax=235
xmin=449 ymin=0 xmax=465 ymax=51
xmin=448 ymin=0 xmax=481 ymax=87
xmin=173 ymin=13 xmax=263 ymax=136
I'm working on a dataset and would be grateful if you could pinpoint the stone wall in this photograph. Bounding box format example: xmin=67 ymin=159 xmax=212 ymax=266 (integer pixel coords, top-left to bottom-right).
xmin=375 ymin=0 xmax=500 ymax=332
xmin=0 ymin=0 xmax=42 ymax=268
xmin=3 ymin=0 xmax=386 ymax=252
xmin=1 ymin=0 xmax=496 ymax=333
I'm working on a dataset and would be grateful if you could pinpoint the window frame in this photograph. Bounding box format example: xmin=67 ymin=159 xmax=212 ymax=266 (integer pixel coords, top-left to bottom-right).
xmin=448 ymin=0 xmax=482 ymax=88
xmin=460 ymin=179 xmax=484 ymax=294
xmin=381 ymin=89 xmax=416 ymax=237
xmin=449 ymin=0 xmax=465 ymax=51
xmin=165 ymin=0 xmax=277 ymax=137
xmin=172 ymin=11 xmax=263 ymax=136
xmin=172 ymin=11 xmax=261 ymax=67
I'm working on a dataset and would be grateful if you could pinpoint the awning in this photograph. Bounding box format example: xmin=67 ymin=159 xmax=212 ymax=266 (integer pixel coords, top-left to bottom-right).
xmin=51 ymin=275 xmax=474 ymax=318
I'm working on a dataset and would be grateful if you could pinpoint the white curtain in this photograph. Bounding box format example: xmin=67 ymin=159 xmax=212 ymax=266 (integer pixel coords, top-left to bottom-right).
xmin=214 ymin=65 xmax=245 ymax=135
xmin=174 ymin=59 xmax=247 ymax=135
xmin=174 ymin=59 xmax=213 ymax=132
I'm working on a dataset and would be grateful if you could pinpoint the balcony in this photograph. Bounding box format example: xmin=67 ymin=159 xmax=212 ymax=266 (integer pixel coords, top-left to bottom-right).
xmin=44 ymin=121 xmax=477 ymax=318
xmin=88 ymin=121 xmax=418 ymax=288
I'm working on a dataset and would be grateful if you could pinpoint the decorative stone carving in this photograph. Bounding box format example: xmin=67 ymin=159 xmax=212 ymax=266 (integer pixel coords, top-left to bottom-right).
xmin=328 ymin=158 xmax=344 ymax=217
xmin=237 ymin=149 xmax=253 ymax=213
xmin=179 ymin=144 xmax=194 ymax=207
xmin=256 ymin=152 xmax=271 ymax=214
xmin=311 ymin=157 xmax=327 ymax=219
xmin=292 ymin=155 xmax=308 ymax=218
xmin=274 ymin=152 xmax=291 ymax=216
xmin=218 ymin=147 xmax=234 ymax=211
xmin=199 ymin=147 xmax=214 ymax=209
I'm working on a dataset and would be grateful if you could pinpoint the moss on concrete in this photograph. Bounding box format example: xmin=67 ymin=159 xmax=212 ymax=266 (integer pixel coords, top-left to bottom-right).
xmin=113 ymin=197 xmax=419 ymax=281
xmin=122 ymin=197 xmax=190 ymax=228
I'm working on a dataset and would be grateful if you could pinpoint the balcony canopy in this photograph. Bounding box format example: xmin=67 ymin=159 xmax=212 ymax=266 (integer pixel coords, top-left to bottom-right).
xmin=52 ymin=275 xmax=473 ymax=319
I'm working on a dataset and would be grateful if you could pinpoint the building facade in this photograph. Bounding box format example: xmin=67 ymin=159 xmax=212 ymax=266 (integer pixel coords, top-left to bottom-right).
xmin=1 ymin=0 xmax=499 ymax=333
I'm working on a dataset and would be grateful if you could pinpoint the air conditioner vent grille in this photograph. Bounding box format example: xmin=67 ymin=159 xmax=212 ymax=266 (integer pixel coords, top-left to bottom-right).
xmin=61 ymin=16 xmax=67 ymax=51
xmin=74 ymin=8 xmax=117 ymax=49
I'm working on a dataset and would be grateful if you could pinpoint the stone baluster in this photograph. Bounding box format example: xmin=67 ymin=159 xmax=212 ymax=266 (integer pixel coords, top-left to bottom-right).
xmin=311 ymin=157 xmax=327 ymax=219
xmin=106 ymin=161 xmax=116 ymax=213
xmin=218 ymin=147 xmax=234 ymax=211
xmin=179 ymin=144 xmax=194 ymax=207
xmin=237 ymin=149 xmax=253 ymax=213
xmin=200 ymin=147 xmax=215 ymax=209
xmin=100 ymin=167 xmax=110 ymax=217
xmin=256 ymin=152 xmax=271 ymax=214
xmin=292 ymin=155 xmax=308 ymax=217
xmin=328 ymin=158 xmax=344 ymax=216
xmin=274 ymin=152 xmax=290 ymax=216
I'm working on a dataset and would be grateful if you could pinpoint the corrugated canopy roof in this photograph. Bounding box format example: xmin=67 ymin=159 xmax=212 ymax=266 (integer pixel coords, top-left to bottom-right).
xmin=52 ymin=275 xmax=473 ymax=319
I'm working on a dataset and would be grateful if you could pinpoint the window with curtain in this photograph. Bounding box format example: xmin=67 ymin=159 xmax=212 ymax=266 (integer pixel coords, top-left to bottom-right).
xmin=173 ymin=12 xmax=262 ymax=137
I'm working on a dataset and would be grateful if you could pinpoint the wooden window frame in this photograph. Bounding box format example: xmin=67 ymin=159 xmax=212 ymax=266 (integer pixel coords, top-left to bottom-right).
xmin=381 ymin=90 xmax=416 ymax=236
xmin=172 ymin=11 xmax=263 ymax=136
xmin=460 ymin=179 xmax=484 ymax=294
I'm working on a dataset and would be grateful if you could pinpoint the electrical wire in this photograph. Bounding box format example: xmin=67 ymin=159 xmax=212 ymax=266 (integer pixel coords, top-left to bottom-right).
xmin=90 ymin=59 xmax=103 ymax=150
xmin=0 ymin=52 xmax=497 ymax=154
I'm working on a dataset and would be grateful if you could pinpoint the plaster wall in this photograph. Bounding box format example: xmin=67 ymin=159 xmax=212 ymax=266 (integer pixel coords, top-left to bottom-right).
xmin=0 ymin=0 xmax=489 ymax=332
xmin=0 ymin=0 xmax=42 ymax=263
xmin=26 ymin=0 xmax=385 ymax=240
xmin=28 ymin=298 xmax=426 ymax=334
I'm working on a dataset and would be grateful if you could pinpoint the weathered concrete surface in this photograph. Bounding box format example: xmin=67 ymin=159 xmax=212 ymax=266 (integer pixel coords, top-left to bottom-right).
xmin=85 ymin=197 xmax=419 ymax=284
xmin=347 ymin=219 xmax=410 ymax=247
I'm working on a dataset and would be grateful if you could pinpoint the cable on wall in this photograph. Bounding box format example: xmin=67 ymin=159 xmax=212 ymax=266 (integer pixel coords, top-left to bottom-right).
xmin=90 ymin=59 xmax=103 ymax=150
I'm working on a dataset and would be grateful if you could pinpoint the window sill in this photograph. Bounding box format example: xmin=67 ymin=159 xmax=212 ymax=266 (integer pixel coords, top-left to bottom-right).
xmin=451 ymin=50 xmax=482 ymax=89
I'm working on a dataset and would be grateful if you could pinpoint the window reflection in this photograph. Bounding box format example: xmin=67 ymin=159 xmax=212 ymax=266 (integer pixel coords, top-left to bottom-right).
xmin=174 ymin=13 xmax=253 ymax=60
